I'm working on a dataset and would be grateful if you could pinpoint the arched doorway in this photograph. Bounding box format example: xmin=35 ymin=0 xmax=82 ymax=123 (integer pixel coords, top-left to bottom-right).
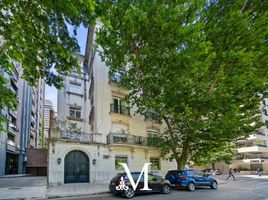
xmin=64 ymin=150 xmax=89 ymax=183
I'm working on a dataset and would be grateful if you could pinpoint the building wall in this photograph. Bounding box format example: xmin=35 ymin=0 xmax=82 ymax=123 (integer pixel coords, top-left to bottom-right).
xmin=50 ymin=26 xmax=177 ymax=185
xmin=57 ymin=54 xmax=90 ymax=133
xmin=0 ymin=62 xmax=45 ymax=175
xmin=44 ymin=99 xmax=54 ymax=147
xmin=48 ymin=140 xmax=176 ymax=186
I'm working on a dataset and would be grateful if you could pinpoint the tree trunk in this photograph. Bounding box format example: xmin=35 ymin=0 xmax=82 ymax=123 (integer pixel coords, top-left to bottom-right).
xmin=211 ymin=163 xmax=215 ymax=170
xmin=176 ymin=157 xmax=186 ymax=170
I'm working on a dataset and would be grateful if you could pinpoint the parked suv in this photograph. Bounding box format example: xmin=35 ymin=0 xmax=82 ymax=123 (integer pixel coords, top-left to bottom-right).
xmin=109 ymin=172 xmax=171 ymax=198
xmin=165 ymin=170 xmax=218 ymax=191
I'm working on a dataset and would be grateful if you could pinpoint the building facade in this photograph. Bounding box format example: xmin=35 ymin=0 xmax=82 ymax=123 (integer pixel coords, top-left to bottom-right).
xmin=231 ymin=98 xmax=268 ymax=172
xmin=48 ymin=26 xmax=176 ymax=185
xmin=0 ymin=62 xmax=45 ymax=175
xmin=44 ymin=99 xmax=55 ymax=147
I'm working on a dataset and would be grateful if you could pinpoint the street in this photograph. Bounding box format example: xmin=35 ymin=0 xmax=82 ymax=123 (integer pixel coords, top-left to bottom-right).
xmin=53 ymin=176 xmax=268 ymax=200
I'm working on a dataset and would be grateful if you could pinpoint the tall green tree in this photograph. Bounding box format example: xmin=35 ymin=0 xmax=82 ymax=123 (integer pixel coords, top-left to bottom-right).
xmin=97 ymin=0 xmax=268 ymax=169
xmin=0 ymin=0 xmax=95 ymax=129
xmin=193 ymin=142 xmax=235 ymax=170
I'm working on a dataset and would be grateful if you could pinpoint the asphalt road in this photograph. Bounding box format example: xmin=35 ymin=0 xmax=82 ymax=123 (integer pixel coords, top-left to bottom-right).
xmin=53 ymin=176 xmax=268 ymax=200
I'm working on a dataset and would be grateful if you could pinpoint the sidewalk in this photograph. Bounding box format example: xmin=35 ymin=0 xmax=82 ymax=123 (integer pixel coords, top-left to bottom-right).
xmin=0 ymin=186 xmax=47 ymax=200
xmin=46 ymin=183 xmax=109 ymax=199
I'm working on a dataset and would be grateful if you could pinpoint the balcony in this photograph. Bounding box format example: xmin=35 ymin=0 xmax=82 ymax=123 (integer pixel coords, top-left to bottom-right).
xmin=10 ymin=76 xmax=18 ymax=87
xmin=60 ymin=130 xmax=93 ymax=142
xmin=110 ymin=104 xmax=130 ymax=116
xmin=107 ymin=133 xmax=158 ymax=147
xmin=235 ymin=154 xmax=268 ymax=160
xmin=237 ymin=145 xmax=268 ymax=153
xmin=8 ymin=109 xmax=18 ymax=118
xmin=8 ymin=123 xmax=18 ymax=135
xmin=6 ymin=140 xmax=16 ymax=152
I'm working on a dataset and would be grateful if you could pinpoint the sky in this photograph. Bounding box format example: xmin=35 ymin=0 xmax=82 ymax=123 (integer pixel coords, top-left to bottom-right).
xmin=45 ymin=25 xmax=88 ymax=111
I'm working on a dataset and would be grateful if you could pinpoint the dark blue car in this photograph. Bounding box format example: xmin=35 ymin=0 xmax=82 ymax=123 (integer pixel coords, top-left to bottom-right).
xmin=165 ymin=170 xmax=218 ymax=191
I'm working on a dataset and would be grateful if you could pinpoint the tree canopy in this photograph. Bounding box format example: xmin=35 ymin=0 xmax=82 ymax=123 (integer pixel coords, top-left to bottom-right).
xmin=0 ymin=0 xmax=96 ymax=129
xmin=97 ymin=0 xmax=268 ymax=169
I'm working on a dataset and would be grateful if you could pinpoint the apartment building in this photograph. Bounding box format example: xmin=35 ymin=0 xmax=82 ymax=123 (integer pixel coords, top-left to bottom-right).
xmin=44 ymin=99 xmax=55 ymax=147
xmin=231 ymin=99 xmax=268 ymax=172
xmin=0 ymin=62 xmax=45 ymax=175
xmin=48 ymin=26 xmax=176 ymax=185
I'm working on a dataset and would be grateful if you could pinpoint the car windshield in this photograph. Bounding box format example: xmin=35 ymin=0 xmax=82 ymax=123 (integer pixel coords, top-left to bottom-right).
xmin=125 ymin=173 xmax=144 ymax=181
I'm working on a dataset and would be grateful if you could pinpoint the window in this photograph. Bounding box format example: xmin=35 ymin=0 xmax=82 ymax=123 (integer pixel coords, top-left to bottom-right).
xmin=115 ymin=156 xmax=128 ymax=170
xmin=69 ymin=106 xmax=81 ymax=119
xmin=70 ymin=85 xmax=81 ymax=94
xmin=147 ymin=131 xmax=159 ymax=147
xmin=111 ymin=97 xmax=130 ymax=115
xmin=150 ymin=158 xmax=160 ymax=170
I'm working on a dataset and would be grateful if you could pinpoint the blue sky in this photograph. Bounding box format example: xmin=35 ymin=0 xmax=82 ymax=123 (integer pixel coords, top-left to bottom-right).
xmin=45 ymin=25 xmax=88 ymax=111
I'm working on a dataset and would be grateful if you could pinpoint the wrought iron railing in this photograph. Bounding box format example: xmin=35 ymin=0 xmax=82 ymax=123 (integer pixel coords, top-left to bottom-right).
xmin=60 ymin=130 xmax=93 ymax=142
xmin=110 ymin=104 xmax=130 ymax=116
xmin=107 ymin=132 xmax=159 ymax=147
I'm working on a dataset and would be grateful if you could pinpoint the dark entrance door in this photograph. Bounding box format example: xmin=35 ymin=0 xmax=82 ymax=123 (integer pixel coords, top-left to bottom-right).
xmin=64 ymin=150 xmax=89 ymax=183
xmin=5 ymin=153 xmax=18 ymax=174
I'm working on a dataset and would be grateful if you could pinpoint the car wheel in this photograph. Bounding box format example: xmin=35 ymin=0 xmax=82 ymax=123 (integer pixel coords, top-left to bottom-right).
xmin=210 ymin=181 xmax=218 ymax=189
xmin=161 ymin=184 xmax=171 ymax=194
xmin=123 ymin=188 xmax=135 ymax=199
xmin=188 ymin=182 xmax=196 ymax=191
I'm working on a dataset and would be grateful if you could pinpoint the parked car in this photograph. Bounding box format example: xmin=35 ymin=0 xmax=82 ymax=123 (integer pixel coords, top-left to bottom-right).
xmin=202 ymin=168 xmax=222 ymax=175
xmin=165 ymin=170 xmax=218 ymax=191
xmin=109 ymin=172 xmax=171 ymax=198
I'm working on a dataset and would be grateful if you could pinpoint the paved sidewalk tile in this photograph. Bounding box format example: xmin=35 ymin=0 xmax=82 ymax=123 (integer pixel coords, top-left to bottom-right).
xmin=0 ymin=186 xmax=47 ymax=200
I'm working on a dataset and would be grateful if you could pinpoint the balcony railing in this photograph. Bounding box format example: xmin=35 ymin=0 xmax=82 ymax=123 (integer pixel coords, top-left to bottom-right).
xmin=6 ymin=140 xmax=16 ymax=152
xmin=107 ymin=132 xmax=147 ymax=146
xmin=8 ymin=123 xmax=18 ymax=134
xmin=107 ymin=132 xmax=159 ymax=147
xmin=110 ymin=104 xmax=130 ymax=116
xmin=235 ymin=156 xmax=268 ymax=160
xmin=60 ymin=130 xmax=93 ymax=142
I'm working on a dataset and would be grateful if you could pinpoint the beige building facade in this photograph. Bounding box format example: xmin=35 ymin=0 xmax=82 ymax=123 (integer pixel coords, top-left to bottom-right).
xmin=48 ymin=25 xmax=176 ymax=185
xmin=231 ymin=99 xmax=268 ymax=173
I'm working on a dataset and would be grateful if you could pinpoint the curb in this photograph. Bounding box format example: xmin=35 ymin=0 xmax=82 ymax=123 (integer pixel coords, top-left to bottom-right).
xmin=0 ymin=174 xmax=31 ymax=178
xmin=45 ymin=191 xmax=110 ymax=199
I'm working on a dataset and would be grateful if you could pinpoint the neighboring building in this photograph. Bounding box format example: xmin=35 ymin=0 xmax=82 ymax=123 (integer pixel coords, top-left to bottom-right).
xmin=44 ymin=99 xmax=55 ymax=147
xmin=25 ymin=148 xmax=48 ymax=176
xmin=57 ymin=53 xmax=90 ymax=135
xmin=0 ymin=62 xmax=45 ymax=175
xmin=231 ymin=98 xmax=268 ymax=172
xmin=48 ymin=25 xmax=176 ymax=185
